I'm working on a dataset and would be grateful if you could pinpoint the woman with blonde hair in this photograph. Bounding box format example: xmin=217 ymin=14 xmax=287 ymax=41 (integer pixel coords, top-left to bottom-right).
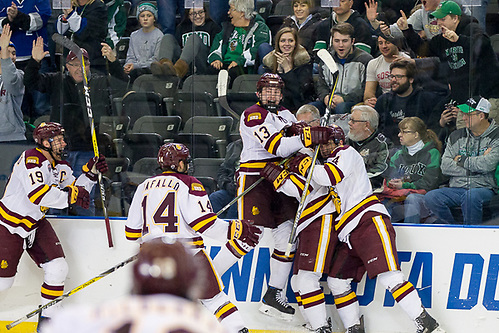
xmin=57 ymin=0 xmax=108 ymax=73
xmin=383 ymin=116 xmax=443 ymax=223
xmin=262 ymin=27 xmax=314 ymax=112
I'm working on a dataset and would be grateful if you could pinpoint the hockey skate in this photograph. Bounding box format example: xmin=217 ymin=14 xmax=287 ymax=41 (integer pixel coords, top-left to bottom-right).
xmin=238 ymin=328 xmax=250 ymax=333
xmin=37 ymin=307 xmax=50 ymax=333
xmin=415 ymin=309 xmax=446 ymax=333
xmin=259 ymin=286 xmax=295 ymax=321
xmin=303 ymin=317 xmax=333 ymax=331
xmin=347 ymin=315 xmax=365 ymax=333
xmin=314 ymin=325 xmax=332 ymax=333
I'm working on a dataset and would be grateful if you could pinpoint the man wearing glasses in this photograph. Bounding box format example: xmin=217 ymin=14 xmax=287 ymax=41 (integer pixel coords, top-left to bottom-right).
xmin=425 ymin=96 xmax=499 ymax=224
xmin=374 ymin=59 xmax=443 ymax=145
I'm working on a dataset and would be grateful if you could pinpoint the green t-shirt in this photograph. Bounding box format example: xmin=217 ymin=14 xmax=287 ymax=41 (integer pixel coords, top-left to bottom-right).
xmin=223 ymin=27 xmax=247 ymax=64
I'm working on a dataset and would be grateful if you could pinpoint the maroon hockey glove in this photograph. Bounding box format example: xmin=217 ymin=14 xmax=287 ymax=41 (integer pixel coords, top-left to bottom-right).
xmin=65 ymin=185 xmax=90 ymax=209
xmin=83 ymin=154 xmax=109 ymax=181
xmin=287 ymin=152 xmax=313 ymax=177
xmin=260 ymin=162 xmax=289 ymax=189
xmin=285 ymin=121 xmax=308 ymax=137
xmin=228 ymin=219 xmax=262 ymax=247
xmin=300 ymin=126 xmax=331 ymax=147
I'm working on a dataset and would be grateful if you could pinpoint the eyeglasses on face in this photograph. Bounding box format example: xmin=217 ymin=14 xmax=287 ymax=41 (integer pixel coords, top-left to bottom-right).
xmin=399 ymin=130 xmax=415 ymax=134
xmin=389 ymin=74 xmax=407 ymax=80
xmin=349 ymin=119 xmax=368 ymax=123
xmin=189 ymin=10 xmax=205 ymax=17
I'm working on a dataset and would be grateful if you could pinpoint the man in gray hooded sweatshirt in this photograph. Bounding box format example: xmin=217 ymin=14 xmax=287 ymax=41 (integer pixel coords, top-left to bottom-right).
xmin=0 ymin=24 xmax=25 ymax=142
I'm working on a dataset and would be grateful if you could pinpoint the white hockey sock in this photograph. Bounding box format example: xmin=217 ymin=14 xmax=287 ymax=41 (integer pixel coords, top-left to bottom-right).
xmin=202 ymin=292 xmax=246 ymax=333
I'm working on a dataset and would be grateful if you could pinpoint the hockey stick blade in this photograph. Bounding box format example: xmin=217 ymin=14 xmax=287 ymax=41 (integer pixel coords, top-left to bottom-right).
xmin=6 ymin=255 xmax=138 ymax=330
xmin=52 ymin=33 xmax=81 ymax=59
xmin=317 ymin=49 xmax=339 ymax=74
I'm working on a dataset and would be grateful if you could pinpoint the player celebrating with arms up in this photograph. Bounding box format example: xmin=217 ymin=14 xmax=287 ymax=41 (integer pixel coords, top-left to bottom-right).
xmin=0 ymin=122 xmax=108 ymax=330
xmin=125 ymin=143 xmax=261 ymax=333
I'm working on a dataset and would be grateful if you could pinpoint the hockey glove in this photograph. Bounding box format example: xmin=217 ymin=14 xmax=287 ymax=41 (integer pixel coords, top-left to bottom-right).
xmin=83 ymin=154 xmax=108 ymax=181
xmin=260 ymin=162 xmax=289 ymax=190
xmin=228 ymin=219 xmax=262 ymax=247
xmin=287 ymin=152 xmax=312 ymax=177
xmin=65 ymin=185 xmax=90 ymax=209
xmin=300 ymin=126 xmax=331 ymax=147
xmin=285 ymin=121 xmax=308 ymax=137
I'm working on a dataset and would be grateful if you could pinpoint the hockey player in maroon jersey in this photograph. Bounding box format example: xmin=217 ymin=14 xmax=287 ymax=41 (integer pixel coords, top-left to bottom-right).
xmin=0 ymin=122 xmax=107 ymax=331
xmin=125 ymin=143 xmax=261 ymax=333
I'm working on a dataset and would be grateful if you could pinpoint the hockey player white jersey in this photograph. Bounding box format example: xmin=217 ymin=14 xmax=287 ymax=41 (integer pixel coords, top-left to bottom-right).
xmin=42 ymin=294 xmax=228 ymax=333
xmin=239 ymin=104 xmax=304 ymax=175
xmin=125 ymin=171 xmax=230 ymax=252
xmin=0 ymin=148 xmax=94 ymax=238
xmin=311 ymin=145 xmax=389 ymax=241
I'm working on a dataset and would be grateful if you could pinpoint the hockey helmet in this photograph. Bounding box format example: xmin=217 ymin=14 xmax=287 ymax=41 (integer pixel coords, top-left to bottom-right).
xmin=256 ymin=73 xmax=284 ymax=92
xmin=157 ymin=143 xmax=190 ymax=171
xmin=327 ymin=124 xmax=345 ymax=145
xmin=33 ymin=122 xmax=65 ymax=145
xmin=132 ymin=238 xmax=203 ymax=299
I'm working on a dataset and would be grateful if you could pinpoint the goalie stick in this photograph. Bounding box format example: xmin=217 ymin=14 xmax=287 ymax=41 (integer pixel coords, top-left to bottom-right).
xmin=5 ymin=254 xmax=138 ymax=330
xmin=217 ymin=69 xmax=241 ymax=120
xmin=285 ymin=49 xmax=339 ymax=256
xmin=52 ymin=34 xmax=114 ymax=248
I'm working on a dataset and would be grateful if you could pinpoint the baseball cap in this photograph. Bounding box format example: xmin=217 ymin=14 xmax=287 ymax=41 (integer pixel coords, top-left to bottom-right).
xmin=457 ymin=96 xmax=491 ymax=114
xmin=66 ymin=48 xmax=89 ymax=63
xmin=431 ymin=1 xmax=462 ymax=19
xmin=0 ymin=41 xmax=15 ymax=50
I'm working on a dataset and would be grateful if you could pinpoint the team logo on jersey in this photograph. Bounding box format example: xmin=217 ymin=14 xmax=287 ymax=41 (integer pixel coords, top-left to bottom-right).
xmin=26 ymin=156 xmax=39 ymax=165
xmin=247 ymin=113 xmax=262 ymax=121
xmin=191 ymin=183 xmax=205 ymax=192
xmin=1 ymin=260 xmax=8 ymax=269
xmin=252 ymin=206 xmax=260 ymax=215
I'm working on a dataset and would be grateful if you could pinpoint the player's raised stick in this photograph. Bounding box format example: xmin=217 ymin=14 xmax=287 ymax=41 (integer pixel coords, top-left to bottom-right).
xmin=52 ymin=33 xmax=114 ymax=248
xmin=285 ymin=49 xmax=339 ymax=256
xmin=217 ymin=69 xmax=241 ymax=120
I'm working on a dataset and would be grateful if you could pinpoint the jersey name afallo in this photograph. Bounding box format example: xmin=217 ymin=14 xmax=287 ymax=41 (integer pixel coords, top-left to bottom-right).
xmin=125 ymin=172 xmax=225 ymax=252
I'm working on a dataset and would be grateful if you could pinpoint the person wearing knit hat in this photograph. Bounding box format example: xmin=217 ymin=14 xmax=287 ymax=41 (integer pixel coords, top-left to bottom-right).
xmin=124 ymin=1 xmax=163 ymax=83
xmin=136 ymin=2 xmax=158 ymax=21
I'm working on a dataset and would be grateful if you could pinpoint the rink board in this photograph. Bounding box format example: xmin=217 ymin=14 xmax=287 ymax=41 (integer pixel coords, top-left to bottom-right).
xmin=0 ymin=218 xmax=498 ymax=333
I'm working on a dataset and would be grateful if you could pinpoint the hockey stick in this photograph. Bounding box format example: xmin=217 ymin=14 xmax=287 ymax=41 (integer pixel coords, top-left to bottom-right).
xmin=5 ymin=254 xmax=138 ymax=330
xmin=52 ymin=34 xmax=114 ymax=248
xmin=217 ymin=69 xmax=241 ymax=120
xmin=285 ymin=49 xmax=339 ymax=256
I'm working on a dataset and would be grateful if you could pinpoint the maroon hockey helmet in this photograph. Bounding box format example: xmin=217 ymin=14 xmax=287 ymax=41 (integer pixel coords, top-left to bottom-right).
xmin=327 ymin=124 xmax=345 ymax=145
xmin=33 ymin=122 xmax=65 ymax=145
xmin=256 ymin=73 xmax=284 ymax=92
xmin=132 ymin=238 xmax=203 ymax=299
xmin=157 ymin=143 xmax=190 ymax=171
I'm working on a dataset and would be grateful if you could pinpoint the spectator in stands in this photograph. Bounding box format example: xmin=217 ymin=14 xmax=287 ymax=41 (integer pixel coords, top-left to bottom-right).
xmin=0 ymin=25 xmax=25 ymax=142
xmin=262 ymin=27 xmax=314 ymax=112
xmin=1 ymin=0 xmax=51 ymax=119
xmin=124 ymin=2 xmax=163 ymax=83
xmin=280 ymin=0 xmax=323 ymax=55
xmin=383 ymin=117 xmax=443 ymax=223
xmin=24 ymin=38 xmax=128 ymax=214
xmin=363 ymin=35 xmax=409 ymax=107
xmin=150 ymin=4 xmax=221 ymax=79
xmin=399 ymin=0 xmax=499 ymax=117
xmin=57 ymin=0 xmax=108 ymax=74
xmin=425 ymin=96 xmax=499 ymax=224
xmin=347 ymin=105 xmax=391 ymax=191
xmin=104 ymin=0 xmax=127 ymax=49
xmin=209 ymin=139 xmax=242 ymax=219
xmin=296 ymin=104 xmax=320 ymax=126
xmin=314 ymin=0 xmax=373 ymax=54
xmin=208 ymin=0 xmax=271 ymax=83
xmin=315 ymin=23 xmax=372 ymax=115
xmin=374 ymin=59 xmax=443 ymax=144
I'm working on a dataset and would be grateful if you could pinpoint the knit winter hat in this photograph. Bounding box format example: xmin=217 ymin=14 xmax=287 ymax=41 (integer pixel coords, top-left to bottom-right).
xmin=137 ymin=2 xmax=158 ymax=20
